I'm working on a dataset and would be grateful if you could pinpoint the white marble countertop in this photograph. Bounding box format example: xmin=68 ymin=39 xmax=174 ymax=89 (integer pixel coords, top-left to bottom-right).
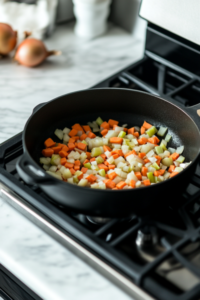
xmin=0 ymin=22 xmax=144 ymax=300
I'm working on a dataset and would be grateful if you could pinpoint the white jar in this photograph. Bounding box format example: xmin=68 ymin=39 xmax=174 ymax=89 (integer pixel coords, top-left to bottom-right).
xmin=73 ymin=0 xmax=112 ymax=39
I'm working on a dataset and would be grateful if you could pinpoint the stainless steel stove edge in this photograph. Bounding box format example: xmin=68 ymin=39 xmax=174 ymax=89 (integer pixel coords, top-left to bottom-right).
xmin=0 ymin=182 xmax=155 ymax=300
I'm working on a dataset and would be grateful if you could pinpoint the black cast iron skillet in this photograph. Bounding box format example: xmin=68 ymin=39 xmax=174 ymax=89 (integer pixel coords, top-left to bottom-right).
xmin=16 ymin=89 xmax=200 ymax=217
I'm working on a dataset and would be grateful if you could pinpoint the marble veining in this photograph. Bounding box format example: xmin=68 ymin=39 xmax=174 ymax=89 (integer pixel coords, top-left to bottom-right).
xmin=0 ymin=22 xmax=144 ymax=300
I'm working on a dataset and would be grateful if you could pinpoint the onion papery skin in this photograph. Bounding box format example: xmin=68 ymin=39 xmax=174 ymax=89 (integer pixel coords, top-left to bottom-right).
xmin=0 ymin=23 xmax=17 ymax=55
xmin=14 ymin=38 xmax=60 ymax=67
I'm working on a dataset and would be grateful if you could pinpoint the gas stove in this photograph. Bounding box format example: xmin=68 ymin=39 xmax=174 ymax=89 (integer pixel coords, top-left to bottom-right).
xmin=1 ymin=1 xmax=200 ymax=300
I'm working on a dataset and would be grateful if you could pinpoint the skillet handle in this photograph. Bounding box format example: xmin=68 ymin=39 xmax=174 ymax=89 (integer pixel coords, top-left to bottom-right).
xmin=184 ymin=103 xmax=200 ymax=130
xmin=16 ymin=153 xmax=54 ymax=186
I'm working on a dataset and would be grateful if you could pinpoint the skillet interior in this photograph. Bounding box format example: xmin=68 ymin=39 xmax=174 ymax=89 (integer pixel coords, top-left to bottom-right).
xmin=24 ymin=89 xmax=200 ymax=164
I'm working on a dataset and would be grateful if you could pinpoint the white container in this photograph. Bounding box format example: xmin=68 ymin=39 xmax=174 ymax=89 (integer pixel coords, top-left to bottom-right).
xmin=73 ymin=0 xmax=112 ymax=39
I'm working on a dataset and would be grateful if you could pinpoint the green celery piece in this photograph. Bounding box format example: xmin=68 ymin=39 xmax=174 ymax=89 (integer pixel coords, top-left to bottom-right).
xmin=157 ymin=127 xmax=168 ymax=137
xmin=176 ymin=156 xmax=185 ymax=163
xmin=147 ymin=172 xmax=155 ymax=183
xmin=73 ymin=175 xmax=79 ymax=183
xmin=155 ymin=176 xmax=162 ymax=183
xmin=50 ymin=154 xmax=60 ymax=165
xmin=128 ymin=142 xmax=135 ymax=149
xmin=81 ymin=140 xmax=88 ymax=145
xmin=98 ymin=169 xmax=106 ymax=177
xmin=146 ymin=126 xmax=157 ymax=137
xmin=162 ymin=157 xmax=173 ymax=167
xmin=155 ymin=146 xmax=164 ymax=154
xmin=118 ymin=131 xmax=126 ymax=138
xmin=165 ymin=134 xmax=172 ymax=142
xmin=152 ymin=163 xmax=160 ymax=170
xmin=96 ymin=117 xmax=103 ymax=126
xmin=75 ymin=171 xmax=82 ymax=177
xmin=160 ymin=141 xmax=167 ymax=151
xmin=62 ymin=169 xmax=72 ymax=179
xmin=96 ymin=156 xmax=104 ymax=164
xmin=84 ymin=162 xmax=91 ymax=169
xmin=91 ymin=147 xmax=102 ymax=157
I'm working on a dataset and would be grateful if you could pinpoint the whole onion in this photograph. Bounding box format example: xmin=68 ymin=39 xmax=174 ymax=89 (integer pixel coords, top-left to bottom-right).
xmin=0 ymin=23 xmax=17 ymax=55
xmin=14 ymin=38 xmax=61 ymax=67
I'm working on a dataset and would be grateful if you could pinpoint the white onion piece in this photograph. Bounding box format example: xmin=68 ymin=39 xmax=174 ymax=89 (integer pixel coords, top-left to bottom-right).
xmin=176 ymin=146 xmax=184 ymax=154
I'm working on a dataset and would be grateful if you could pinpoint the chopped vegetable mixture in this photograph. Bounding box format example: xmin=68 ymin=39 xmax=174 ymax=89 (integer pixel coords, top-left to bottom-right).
xmin=39 ymin=118 xmax=191 ymax=190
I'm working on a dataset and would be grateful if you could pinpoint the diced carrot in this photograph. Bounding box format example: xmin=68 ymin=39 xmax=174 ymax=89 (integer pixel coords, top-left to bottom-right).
xmin=108 ymin=119 xmax=119 ymax=128
xmin=138 ymin=137 xmax=148 ymax=145
xmin=77 ymin=142 xmax=87 ymax=151
xmin=108 ymin=164 xmax=115 ymax=170
xmin=148 ymin=137 xmax=160 ymax=144
xmin=141 ymin=167 xmax=148 ymax=176
xmin=143 ymin=179 xmax=151 ymax=186
xmin=124 ymin=150 xmax=137 ymax=158
xmin=101 ymin=129 xmax=108 ymax=136
xmin=44 ymin=138 xmax=56 ymax=148
xmin=81 ymin=167 xmax=88 ymax=174
xmin=60 ymin=157 xmax=67 ymax=165
xmin=144 ymin=158 xmax=150 ymax=164
xmin=154 ymin=155 xmax=161 ymax=165
xmin=86 ymin=174 xmax=97 ymax=183
xmin=78 ymin=173 xmax=83 ymax=180
xmin=70 ymin=168 xmax=76 ymax=175
xmin=169 ymin=172 xmax=179 ymax=178
xmin=72 ymin=124 xmax=85 ymax=134
xmin=51 ymin=145 xmax=63 ymax=154
xmin=87 ymin=132 xmax=96 ymax=139
xmin=83 ymin=159 xmax=89 ymax=165
xmin=74 ymin=165 xmax=80 ymax=170
xmin=80 ymin=133 xmax=88 ymax=141
xmin=104 ymin=161 xmax=109 ymax=166
xmin=108 ymin=172 xmax=117 ymax=180
xmin=154 ymin=169 xmax=165 ymax=176
xmin=104 ymin=179 xmax=116 ymax=189
xmin=135 ymin=172 xmax=142 ymax=180
xmin=123 ymin=128 xmax=128 ymax=132
xmin=86 ymin=152 xmax=91 ymax=159
xmin=105 ymin=174 xmax=109 ymax=178
xmin=168 ymin=165 xmax=176 ymax=173
xmin=111 ymin=149 xmax=124 ymax=156
xmin=116 ymin=181 xmax=127 ymax=189
xmin=65 ymin=162 xmax=74 ymax=169
xmin=82 ymin=125 xmax=92 ymax=132
xmin=74 ymin=136 xmax=80 ymax=141
xmin=59 ymin=150 xmax=68 ymax=158
xmin=90 ymin=157 xmax=96 ymax=162
xmin=68 ymin=143 xmax=75 ymax=150
xmin=138 ymin=152 xmax=146 ymax=159
xmin=169 ymin=152 xmax=179 ymax=161
xmin=98 ymin=164 xmax=109 ymax=171
xmin=103 ymin=145 xmax=112 ymax=152
xmin=128 ymin=127 xmax=135 ymax=135
xmin=62 ymin=145 xmax=69 ymax=152
xmin=42 ymin=148 xmax=54 ymax=157
xmin=100 ymin=154 xmax=106 ymax=160
xmin=133 ymin=132 xmax=139 ymax=138
xmin=141 ymin=126 xmax=146 ymax=134
xmin=113 ymin=124 xmax=118 ymax=130
xmin=112 ymin=154 xmax=119 ymax=159
xmin=69 ymin=129 xmax=78 ymax=137
xmin=100 ymin=122 xmax=110 ymax=130
xmin=112 ymin=187 xmax=119 ymax=190
xmin=110 ymin=137 xmax=123 ymax=144
xmin=143 ymin=121 xmax=152 ymax=129
xmin=130 ymin=180 xmax=136 ymax=188
xmin=74 ymin=160 xmax=81 ymax=166
xmin=69 ymin=138 xmax=76 ymax=143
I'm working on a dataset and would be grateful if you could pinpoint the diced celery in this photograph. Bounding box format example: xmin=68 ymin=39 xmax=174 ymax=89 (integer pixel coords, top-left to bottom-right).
xmin=168 ymin=147 xmax=176 ymax=154
xmin=75 ymin=171 xmax=82 ymax=177
xmin=91 ymin=165 xmax=100 ymax=171
xmin=176 ymin=146 xmax=184 ymax=154
xmin=147 ymin=172 xmax=155 ymax=183
xmin=40 ymin=157 xmax=51 ymax=165
xmin=91 ymin=147 xmax=102 ymax=157
xmin=174 ymin=167 xmax=183 ymax=172
xmin=96 ymin=117 xmax=103 ymax=126
xmin=78 ymin=179 xmax=88 ymax=187
xmin=98 ymin=169 xmax=106 ymax=177
xmin=146 ymin=126 xmax=157 ymax=137
xmin=160 ymin=141 xmax=167 ymax=151
xmin=176 ymin=156 xmax=185 ymax=163
xmin=50 ymin=154 xmax=61 ymax=165
xmin=157 ymin=127 xmax=168 ymax=137
xmin=162 ymin=157 xmax=173 ymax=167
xmin=165 ymin=134 xmax=172 ymax=142
xmin=155 ymin=146 xmax=164 ymax=154
xmin=84 ymin=162 xmax=91 ymax=169
xmin=155 ymin=176 xmax=162 ymax=183
xmin=123 ymin=139 xmax=130 ymax=146
xmin=96 ymin=156 xmax=104 ymax=164
xmin=152 ymin=163 xmax=160 ymax=170
xmin=54 ymin=129 xmax=63 ymax=140
xmin=118 ymin=131 xmax=126 ymax=138
xmin=81 ymin=140 xmax=88 ymax=145
xmin=73 ymin=175 xmax=79 ymax=184
xmin=128 ymin=142 xmax=135 ymax=149
xmin=63 ymin=169 xmax=72 ymax=179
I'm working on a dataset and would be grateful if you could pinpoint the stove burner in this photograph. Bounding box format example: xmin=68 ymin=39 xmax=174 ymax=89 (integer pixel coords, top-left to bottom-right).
xmin=86 ymin=216 xmax=111 ymax=225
